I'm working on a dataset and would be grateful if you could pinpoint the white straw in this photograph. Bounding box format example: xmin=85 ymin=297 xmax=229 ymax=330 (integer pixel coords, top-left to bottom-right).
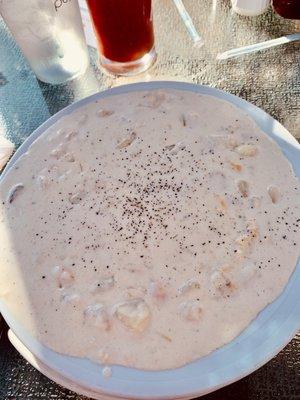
xmin=172 ymin=0 xmax=204 ymax=46
xmin=217 ymin=33 xmax=300 ymax=60
xmin=210 ymin=0 xmax=218 ymax=23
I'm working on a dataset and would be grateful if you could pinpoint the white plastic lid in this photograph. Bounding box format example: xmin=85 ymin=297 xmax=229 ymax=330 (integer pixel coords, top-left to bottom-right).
xmin=231 ymin=0 xmax=270 ymax=16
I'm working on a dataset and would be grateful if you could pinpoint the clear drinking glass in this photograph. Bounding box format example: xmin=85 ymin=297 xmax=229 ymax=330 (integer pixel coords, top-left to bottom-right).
xmin=86 ymin=0 xmax=156 ymax=76
xmin=0 ymin=0 xmax=89 ymax=84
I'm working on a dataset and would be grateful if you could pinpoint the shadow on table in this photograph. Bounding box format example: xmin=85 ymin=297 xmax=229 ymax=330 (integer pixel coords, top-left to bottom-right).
xmin=0 ymin=18 xmax=50 ymax=148
xmin=0 ymin=15 xmax=111 ymax=148
xmin=37 ymin=61 xmax=108 ymax=116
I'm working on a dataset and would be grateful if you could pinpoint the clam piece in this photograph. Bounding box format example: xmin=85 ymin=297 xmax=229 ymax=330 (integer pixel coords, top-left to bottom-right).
xmin=165 ymin=144 xmax=175 ymax=151
xmin=149 ymin=281 xmax=166 ymax=301
xmin=124 ymin=286 xmax=147 ymax=300
xmin=98 ymin=348 xmax=110 ymax=363
xmin=226 ymin=138 xmax=239 ymax=149
xmin=56 ymin=268 xmax=74 ymax=289
xmin=68 ymin=189 xmax=86 ymax=204
xmin=97 ymin=109 xmax=115 ymax=118
xmin=268 ymin=185 xmax=280 ymax=204
xmin=64 ymin=152 xmax=75 ymax=162
xmin=237 ymin=180 xmax=249 ymax=198
xmin=211 ymin=266 xmax=236 ymax=297
xmin=179 ymin=300 xmax=202 ymax=321
xmin=180 ymin=114 xmax=187 ymax=127
xmin=65 ymin=130 xmax=78 ymax=141
xmin=157 ymin=332 xmax=172 ymax=342
xmin=117 ymin=131 xmax=137 ymax=149
xmin=141 ymin=91 xmax=166 ymax=108
xmin=84 ymin=303 xmax=111 ymax=330
xmin=235 ymin=234 xmax=250 ymax=247
xmin=36 ymin=174 xmax=50 ymax=190
xmin=235 ymin=234 xmax=253 ymax=254
xmin=61 ymin=293 xmax=80 ymax=304
xmin=166 ymin=141 xmax=186 ymax=155
xmin=7 ymin=183 xmax=24 ymax=204
xmin=115 ymin=299 xmax=151 ymax=332
xmin=235 ymin=221 xmax=259 ymax=256
xmin=215 ymin=194 xmax=227 ymax=213
xmin=230 ymin=161 xmax=242 ymax=172
xmin=246 ymin=221 xmax=259 ymax=238
xmin=235 ymin=144 xmax=258 ymax=157
xmin=50 ymin=143 xmax=67 ymax=159
xmin=178 ymin=278 xmax=200 ymax=295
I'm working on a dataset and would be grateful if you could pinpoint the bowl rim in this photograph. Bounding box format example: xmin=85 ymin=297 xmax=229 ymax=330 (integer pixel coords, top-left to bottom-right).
xmin=1 ymin=81 xmax=299 ymax=400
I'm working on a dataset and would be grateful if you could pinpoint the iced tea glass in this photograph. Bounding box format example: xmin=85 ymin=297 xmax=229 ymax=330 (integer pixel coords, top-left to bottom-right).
xmin=86 ymin=0 xmax=156 ymax=76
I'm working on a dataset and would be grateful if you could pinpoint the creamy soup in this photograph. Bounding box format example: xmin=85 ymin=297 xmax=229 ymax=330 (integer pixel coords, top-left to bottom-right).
xmin=0 ymin=89 xmax=299 ymax=370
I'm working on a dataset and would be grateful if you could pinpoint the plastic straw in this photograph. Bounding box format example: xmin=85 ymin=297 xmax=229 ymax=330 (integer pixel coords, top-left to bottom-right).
xmin=217 ymin=33 xmax=300 ymax=60
xmin=172 ymin=0 xmax=204 ymax=47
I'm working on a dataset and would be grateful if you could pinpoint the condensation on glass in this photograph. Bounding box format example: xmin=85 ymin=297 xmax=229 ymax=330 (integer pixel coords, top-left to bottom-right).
xmin=0 ymin=0 xmax=89 ymax=84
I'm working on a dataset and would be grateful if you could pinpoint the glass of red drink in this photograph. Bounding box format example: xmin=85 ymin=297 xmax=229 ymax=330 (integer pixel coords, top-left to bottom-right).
xmin=86 ymin=0 xmax=156 ymax=76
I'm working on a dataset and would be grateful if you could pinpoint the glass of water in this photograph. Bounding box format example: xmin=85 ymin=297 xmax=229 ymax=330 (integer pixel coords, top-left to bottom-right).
xmin=0 ymin=0 xmax=89 ymax=84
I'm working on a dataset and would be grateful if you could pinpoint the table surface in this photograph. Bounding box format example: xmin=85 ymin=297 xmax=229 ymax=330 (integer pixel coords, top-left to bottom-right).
xmin=0 ymin=1 xmax=299 ymax=399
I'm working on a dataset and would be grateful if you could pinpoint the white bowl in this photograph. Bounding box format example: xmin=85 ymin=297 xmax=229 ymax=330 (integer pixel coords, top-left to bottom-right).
xmin=1 ymin=81 xmax=300 ymax=400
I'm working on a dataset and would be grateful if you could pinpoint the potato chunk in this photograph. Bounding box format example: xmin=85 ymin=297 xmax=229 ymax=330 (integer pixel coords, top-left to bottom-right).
xmin=115 ymin=299 xmax=151 ymax=332
xmin=235 ymin=144 xmax=258 ymax=157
